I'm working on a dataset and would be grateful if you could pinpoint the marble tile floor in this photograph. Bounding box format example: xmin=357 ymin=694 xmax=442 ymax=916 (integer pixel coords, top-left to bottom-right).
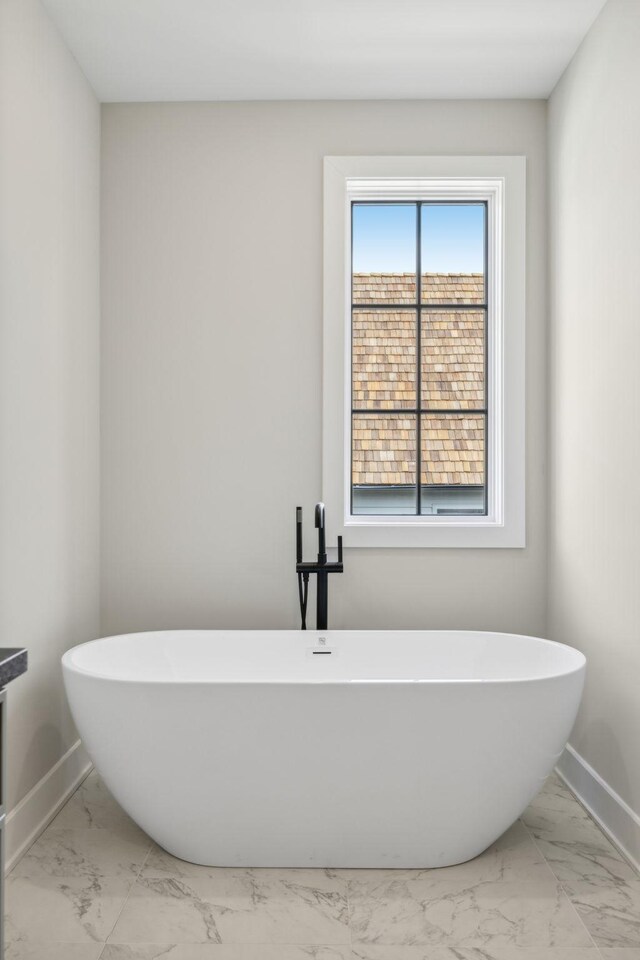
xmin=5 ymin=770 xmax=640 ymax=959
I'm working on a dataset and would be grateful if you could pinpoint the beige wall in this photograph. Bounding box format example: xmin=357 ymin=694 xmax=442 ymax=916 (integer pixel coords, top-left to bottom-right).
xmin=0 ymin=0 xmax=100 ymax=810
xmin=101 ymin=100 xmax=547 ymax=637
xmin=548 ymin=0 xmax=640 ymax=808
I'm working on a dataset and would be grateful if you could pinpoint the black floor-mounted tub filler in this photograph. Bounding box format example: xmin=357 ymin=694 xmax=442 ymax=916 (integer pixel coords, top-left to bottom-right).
xmin=295 ymin=502 xmax=343 ymax=630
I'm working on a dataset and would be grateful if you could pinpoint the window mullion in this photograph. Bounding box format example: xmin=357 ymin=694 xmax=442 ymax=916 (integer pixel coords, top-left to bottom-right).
xmin=416 ymin=202 xmax=422 ymax=517
xmin=484 ymin=199 xmax=489 ymax=516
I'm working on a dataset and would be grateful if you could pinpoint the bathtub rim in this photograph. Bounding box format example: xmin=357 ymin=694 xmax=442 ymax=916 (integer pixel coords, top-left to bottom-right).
xmin=61 ymin=628 xmax=587 ymax=686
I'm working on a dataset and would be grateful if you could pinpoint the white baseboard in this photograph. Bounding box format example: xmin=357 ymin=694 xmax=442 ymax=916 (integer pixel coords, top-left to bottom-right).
xmin=4 ymin=739 xmax=92 ymax=874
xmin=557 ymin=742 xmax=640 ymax=874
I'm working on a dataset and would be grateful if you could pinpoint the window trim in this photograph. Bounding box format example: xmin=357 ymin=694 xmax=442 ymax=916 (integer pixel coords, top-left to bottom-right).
xmin=323 ymin=156 xmax=526 ymax=548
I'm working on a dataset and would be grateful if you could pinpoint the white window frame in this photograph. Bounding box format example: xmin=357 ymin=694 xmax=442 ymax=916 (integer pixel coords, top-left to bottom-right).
xmin=323 ymin=155 xmax=526 ymax=548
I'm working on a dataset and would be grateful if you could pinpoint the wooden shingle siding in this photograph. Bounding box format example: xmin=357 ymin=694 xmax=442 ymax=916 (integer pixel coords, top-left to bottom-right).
xmin=352 ymin=272 xmax=484 ymax=305
xmin=421 ymin=416 xmax=484 ymax=486
xmin=352 ymin=273 xmax=485 ymax=488
xmin=421 ymin=273 xmax=484 ymax=304
xmin=421 ymin=311 xmax=484 ymax=409
xmin=352 ymin=272 xmax=416 ymax=304
xmin=352 ymin=416 xmax=416 ymax=487
xmin=352 ymin=310 xmax=416 ymax=408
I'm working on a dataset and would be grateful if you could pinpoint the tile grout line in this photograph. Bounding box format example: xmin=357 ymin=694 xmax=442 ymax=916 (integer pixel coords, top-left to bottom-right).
xmin=346 ymin=874 xmax=354 ymax=958
xmin=519 ymin=814 xmax=602 ymax=952
xmin=95 ymin=834 xmax=154 ymax=957
xmin=516 ymin=815 xmax=562 ymax=883
xmin=558 ymin=878 xmax=601 ymax=953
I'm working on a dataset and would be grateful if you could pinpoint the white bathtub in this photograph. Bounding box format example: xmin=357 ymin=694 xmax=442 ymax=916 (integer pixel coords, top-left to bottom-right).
xmin=62 ymin=629 xmax=585 ymax=868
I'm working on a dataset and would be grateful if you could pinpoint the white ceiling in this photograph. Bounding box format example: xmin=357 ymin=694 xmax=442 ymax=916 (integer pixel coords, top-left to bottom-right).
xmin=42 ymin=0 xmax=608 ymax=103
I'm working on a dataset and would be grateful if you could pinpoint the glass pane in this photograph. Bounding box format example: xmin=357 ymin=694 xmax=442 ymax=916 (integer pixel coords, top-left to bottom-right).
xmin=421 ymin=310 xmax=485 ymax=410
xmin=352 ymin=309 xmax=416 ymax=410
xmin=421 ymin=414 xmax=485 ymax=515
xmin=352 ymin=415 xmax=416 ymax=515
xmin=421 ymin=204 xmax=485 ymax=304
xmin=352 ymin=204 xmax=416 ymax=304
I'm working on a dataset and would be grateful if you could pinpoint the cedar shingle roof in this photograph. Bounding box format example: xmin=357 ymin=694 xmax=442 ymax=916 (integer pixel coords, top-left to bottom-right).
xmin=352 ymin=272 xmax=484 ymax=305
xmin=352 ymin=273 xmax=485 ymax=487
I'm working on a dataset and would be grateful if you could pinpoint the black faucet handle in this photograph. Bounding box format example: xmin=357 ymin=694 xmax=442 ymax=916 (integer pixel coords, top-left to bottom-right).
xmin=315 ymin=502 xmax=326 ymax=563
xmin=296 ymin=506 xmax=303 ymax=563
xmin=337 ymin=535 xmax=343 ymax=563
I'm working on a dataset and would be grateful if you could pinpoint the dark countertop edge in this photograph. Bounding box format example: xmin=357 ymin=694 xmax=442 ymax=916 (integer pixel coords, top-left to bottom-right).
xmin=0 ymin=648 xmax=28 ymax=688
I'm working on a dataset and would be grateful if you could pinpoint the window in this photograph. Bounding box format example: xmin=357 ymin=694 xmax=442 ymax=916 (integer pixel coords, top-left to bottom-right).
xmin=351 ymin=200 xmax=487 ymax=518
xmin=323 ymin=157 xmax=526 ymax=548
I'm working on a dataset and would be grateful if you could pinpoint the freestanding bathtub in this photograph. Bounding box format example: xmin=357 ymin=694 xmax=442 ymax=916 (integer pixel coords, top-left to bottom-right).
xmin=62 ymin=630 xmax=585 ymax=868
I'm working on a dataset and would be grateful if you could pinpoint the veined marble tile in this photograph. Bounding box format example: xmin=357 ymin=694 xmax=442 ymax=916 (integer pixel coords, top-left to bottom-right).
xmin=522 ymin=803 xmax=624 ymax=847
xmin=540 ymin=774 xmax=580 ymax=801
xmin=348 ymin=877 xmax=591 ymax=949
xmin=599 ymin=951 xmax=640 ymax=959
xmin=12 ymin=826 xmax=152 ymax=879
xmin=142 ymin=852 xmax=344 ymax=888
xmin=332 ymin=822 xmax=554 ymax=886
xmin=141 ymin=846 xmax=224 ymax=880
xmin=523 ymin=797 xmax=598 ymax=839
xmin=522 ymin=776 xmax=592 ymax=838
xmin=4 ymin=874 xmax=132 ymax=942
xmin=562 ymin=880 xmax=640 ymax=948
xmin=100 ymin=946 xmax=352 ymax=959
xmin=4 ymin=945 xmax=104 ymax=960
xmin=52 ymin=772 xmax=147 ymax=841
xmin=524 ymin=801 xmax=612 ymax=837
xmin=522 ymin=792 xmax=637 ymax=886
xmin=531 ymin=832 xmax=637 ymax=886
xmin=109 ymin=871 xmax=350 ymax=945
xmin=351 ymin=947 xmax=600 ymax=959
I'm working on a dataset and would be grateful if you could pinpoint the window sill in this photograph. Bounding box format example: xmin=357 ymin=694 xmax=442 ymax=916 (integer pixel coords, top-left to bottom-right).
xmin=341 ymin=518 xmax=525 ymax=549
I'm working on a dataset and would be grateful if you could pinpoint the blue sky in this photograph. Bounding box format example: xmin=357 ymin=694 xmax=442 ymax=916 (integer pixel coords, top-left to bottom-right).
xmin=352 ymin=203 xmax=485 ymax=274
